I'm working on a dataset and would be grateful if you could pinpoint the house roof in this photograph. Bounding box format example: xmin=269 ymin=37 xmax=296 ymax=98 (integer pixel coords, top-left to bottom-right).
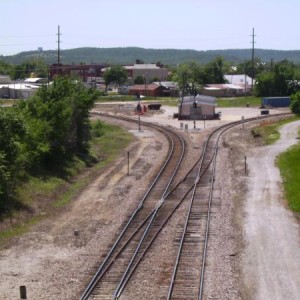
xmin=129 ymin=83 xmax=161 ymax=91
xmin=182 ymin=94 xmax=216 ymax=104
xmin=123 ymin=64 xmax=163 ymax=71
xmin=153 ymin=81 xmax=178 ymax=89
xmin=0 ymin=83 xmax=38 ymax=90
xmin=24 ymin=78 xmax=44 ymax=83
xmin=133 ymin=64 xmax=160 ymax=69
xmin=205 ymin=84 xmax=244 ymax=90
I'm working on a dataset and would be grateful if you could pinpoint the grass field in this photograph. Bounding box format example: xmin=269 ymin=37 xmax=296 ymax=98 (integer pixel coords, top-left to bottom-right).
xmin=251 ymin=116 xmax=300 ymax=145
xmin=217 ymin=96 xmax=261 ymax=107
xmin=277 ymin=138 xmax=300 ymax=213
xmin=251 ymin=116 xmax=300 ymax=213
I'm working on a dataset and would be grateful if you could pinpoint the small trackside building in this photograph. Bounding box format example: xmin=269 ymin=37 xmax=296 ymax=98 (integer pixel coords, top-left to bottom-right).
xmin=178 ymin=94 xmax=218 ymax=120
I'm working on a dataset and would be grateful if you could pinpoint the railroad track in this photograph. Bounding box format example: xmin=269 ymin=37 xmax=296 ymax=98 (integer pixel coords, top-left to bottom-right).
xmin=165 ymin=113 xmax=292 ymax=300
xmin=80 ymin=113 xmax=187 ymax=300
xmin=166 ymin=120 xmax=238 ymax=300
xmin=81 ymin=112 xmax=292 ymax=300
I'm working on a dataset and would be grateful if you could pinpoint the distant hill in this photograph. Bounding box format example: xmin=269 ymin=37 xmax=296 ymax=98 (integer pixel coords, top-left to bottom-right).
xmin=1 ymin=47 xmax=300 ymax=65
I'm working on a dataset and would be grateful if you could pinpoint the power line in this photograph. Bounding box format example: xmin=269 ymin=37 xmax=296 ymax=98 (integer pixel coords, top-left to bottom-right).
xmin=57 ymin=25 xmax=62 ymax=65
xmin=251 ymin=28 xmax=256 ymax=91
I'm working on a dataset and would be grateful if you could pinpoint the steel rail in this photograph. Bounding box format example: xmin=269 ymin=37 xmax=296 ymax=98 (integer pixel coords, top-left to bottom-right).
xmin=166 ymin=117 xmax=256 ymax=299
xmin=166 ymin=113 xmax=293 ymax=299
xmin=198 ymin=140 xmax=218 ymax=300
xmin=80 ymin=113 xmax=186 ymax=300
xmin=112 ymin=128 xmax=186 ymax=299
xmin=113 ymin=183 xmax=195 ymax=299
xmin=81 ymin=112 xmax=292 ymax=299
xmin=166 ymin=125 xmax=221 ymax=299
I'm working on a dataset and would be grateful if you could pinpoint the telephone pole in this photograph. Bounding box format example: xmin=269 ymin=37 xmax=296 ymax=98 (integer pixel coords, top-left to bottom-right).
xmin=57 ymin=25 xmax=61 ymax=65
xmin=251 ymin=28 xmax=256 ymax=93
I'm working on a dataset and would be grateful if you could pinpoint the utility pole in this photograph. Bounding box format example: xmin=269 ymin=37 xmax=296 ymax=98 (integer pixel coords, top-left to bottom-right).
xmin=57 ymin=25 xmax=61 ymax=65
xmin=251 ymin=28 xmax=256 ymax=93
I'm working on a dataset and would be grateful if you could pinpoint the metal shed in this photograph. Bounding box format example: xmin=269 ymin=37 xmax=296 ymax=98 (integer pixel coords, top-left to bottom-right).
xmin=178 ymin=95 xmax=217 ymax=120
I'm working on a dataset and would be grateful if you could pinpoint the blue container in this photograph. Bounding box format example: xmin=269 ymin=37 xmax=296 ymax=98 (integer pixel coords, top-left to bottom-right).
xmin=262 ymin=97 xmax=291 ymax=107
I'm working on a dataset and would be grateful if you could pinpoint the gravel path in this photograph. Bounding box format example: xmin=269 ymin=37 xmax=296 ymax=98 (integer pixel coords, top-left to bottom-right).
xmin=243 ymin=120 xmax=300 ymax=300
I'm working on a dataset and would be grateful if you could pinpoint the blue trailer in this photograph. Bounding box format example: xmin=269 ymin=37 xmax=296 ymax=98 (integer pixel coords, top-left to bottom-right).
xmin=261 ymin=97 xmax=291 ymax=107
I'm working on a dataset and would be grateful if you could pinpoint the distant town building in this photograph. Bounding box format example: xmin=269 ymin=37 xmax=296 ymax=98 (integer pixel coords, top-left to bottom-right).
xmin=125 ymin=63 xmax=169 ymax=83
xmin=0 ymin=75 xmax=12 ymax=84
xmin=224 ymin=74 xmax=254 ymax=86
xmin=49 ymin=64 xmax=106 ymax=82
xmin=129 ymin=83 xmax=165 ymax=97
xmin=202 ymin=83 xmax=245 ymax=97
xmin=153 ymin=81 xmax=179 ymax=97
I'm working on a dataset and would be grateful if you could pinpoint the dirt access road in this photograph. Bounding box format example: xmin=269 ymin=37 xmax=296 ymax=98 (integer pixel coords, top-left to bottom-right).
xmin=243 ymin=120 xmax=300 ymax=300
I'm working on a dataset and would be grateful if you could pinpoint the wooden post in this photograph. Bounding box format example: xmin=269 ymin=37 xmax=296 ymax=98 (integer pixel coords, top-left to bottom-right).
xmin=20 ymin=286 xmax=27 ymax=299
xmin=127 ymin=152 xmax=130 ymax=176
xmin=138 ymin=113 xmax=141 ymax=131
xmin=245 ymin=156 xmax=247 ymax=175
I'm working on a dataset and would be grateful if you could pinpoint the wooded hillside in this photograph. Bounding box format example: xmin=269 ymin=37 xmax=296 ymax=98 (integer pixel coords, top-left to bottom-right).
xmin=1 ymin=47 xmax=300 ymax=65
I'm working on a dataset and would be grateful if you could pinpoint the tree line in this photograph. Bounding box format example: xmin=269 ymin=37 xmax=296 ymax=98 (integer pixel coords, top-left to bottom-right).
xmin=2 ymin=56 xmax=300 ymax=98
xmin=0 ymin=76 xmax=99 ymax=214
xmin=2 ymin=47 xmax=300 ymax=65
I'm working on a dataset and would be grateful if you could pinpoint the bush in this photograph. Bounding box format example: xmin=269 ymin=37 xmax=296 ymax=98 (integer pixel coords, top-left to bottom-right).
xmin=291 ymin=91 xmax=300 ymax=114
xmin=91 ymin=120 xmax=104 ymax=138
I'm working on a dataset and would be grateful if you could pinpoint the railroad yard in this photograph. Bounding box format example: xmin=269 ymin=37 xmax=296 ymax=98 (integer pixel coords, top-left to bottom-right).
xmin=0 ymin=103 xmax=300 ymax=300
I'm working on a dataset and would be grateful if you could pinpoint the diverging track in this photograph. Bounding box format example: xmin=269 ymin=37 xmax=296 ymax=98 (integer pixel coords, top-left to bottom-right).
xmin=80 ymin=113 xmax=186 ymax=300
xmin=81 ymin=112 xmax=292 ymax=300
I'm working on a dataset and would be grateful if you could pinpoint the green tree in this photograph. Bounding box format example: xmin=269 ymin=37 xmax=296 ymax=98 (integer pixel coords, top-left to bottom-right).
xmin=236 ymin=58 xmax=266 ymax=78
xmin=10 ymin=59 xmax=48 ymax=80
xmin=172 ymin=62 xmax=204 ymax=95
xmin=203 ymin=57 xmax=226 ymax=84
xmin=19 ymin=76 xmax=99 ymax=167
xmin=0 ymin=60 xmax=12 ymax=75
xmin=255 ymin=60 xmax=300 ymax=97
xmin=0 ymin=108 xmax=26 ymax=210
xmin=291 ymin=91 xmax=300 ymax=114
xmin=254 ymin=72 xmax=275 ymax=96
xmin=103 ymin=65 xmax=128 ymax=91
xmin=134 ymin=75 xmax=145 ymax=84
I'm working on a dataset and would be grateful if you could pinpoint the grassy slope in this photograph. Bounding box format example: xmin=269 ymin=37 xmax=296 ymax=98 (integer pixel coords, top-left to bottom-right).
xmin=277 ymin=128 xmax=300 ymax=213
xmin=95 ymin=96 xmax=261 ymax=108
xmin=251 ymin=116 xmax=300 ymax=213
xmin=0 ymin=121 xmax=133 ymax=242
xmin=217 ymin=96 xmax=261 ymax=107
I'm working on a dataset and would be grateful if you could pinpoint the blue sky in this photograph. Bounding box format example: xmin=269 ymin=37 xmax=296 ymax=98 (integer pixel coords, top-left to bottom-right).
xmin=1 ymin=0 xmax=299 ymax=55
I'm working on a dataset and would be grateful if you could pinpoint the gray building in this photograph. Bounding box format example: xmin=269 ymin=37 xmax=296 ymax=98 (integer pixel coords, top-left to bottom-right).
xmin=178 ymin=95 xmax=218 ymax=120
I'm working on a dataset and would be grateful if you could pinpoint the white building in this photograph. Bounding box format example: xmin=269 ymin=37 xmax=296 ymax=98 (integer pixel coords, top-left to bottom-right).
xmin=0 ymin=78 xmax=46 ymax=99
xmin=224 ymin=74 xmax=255 ymax=89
